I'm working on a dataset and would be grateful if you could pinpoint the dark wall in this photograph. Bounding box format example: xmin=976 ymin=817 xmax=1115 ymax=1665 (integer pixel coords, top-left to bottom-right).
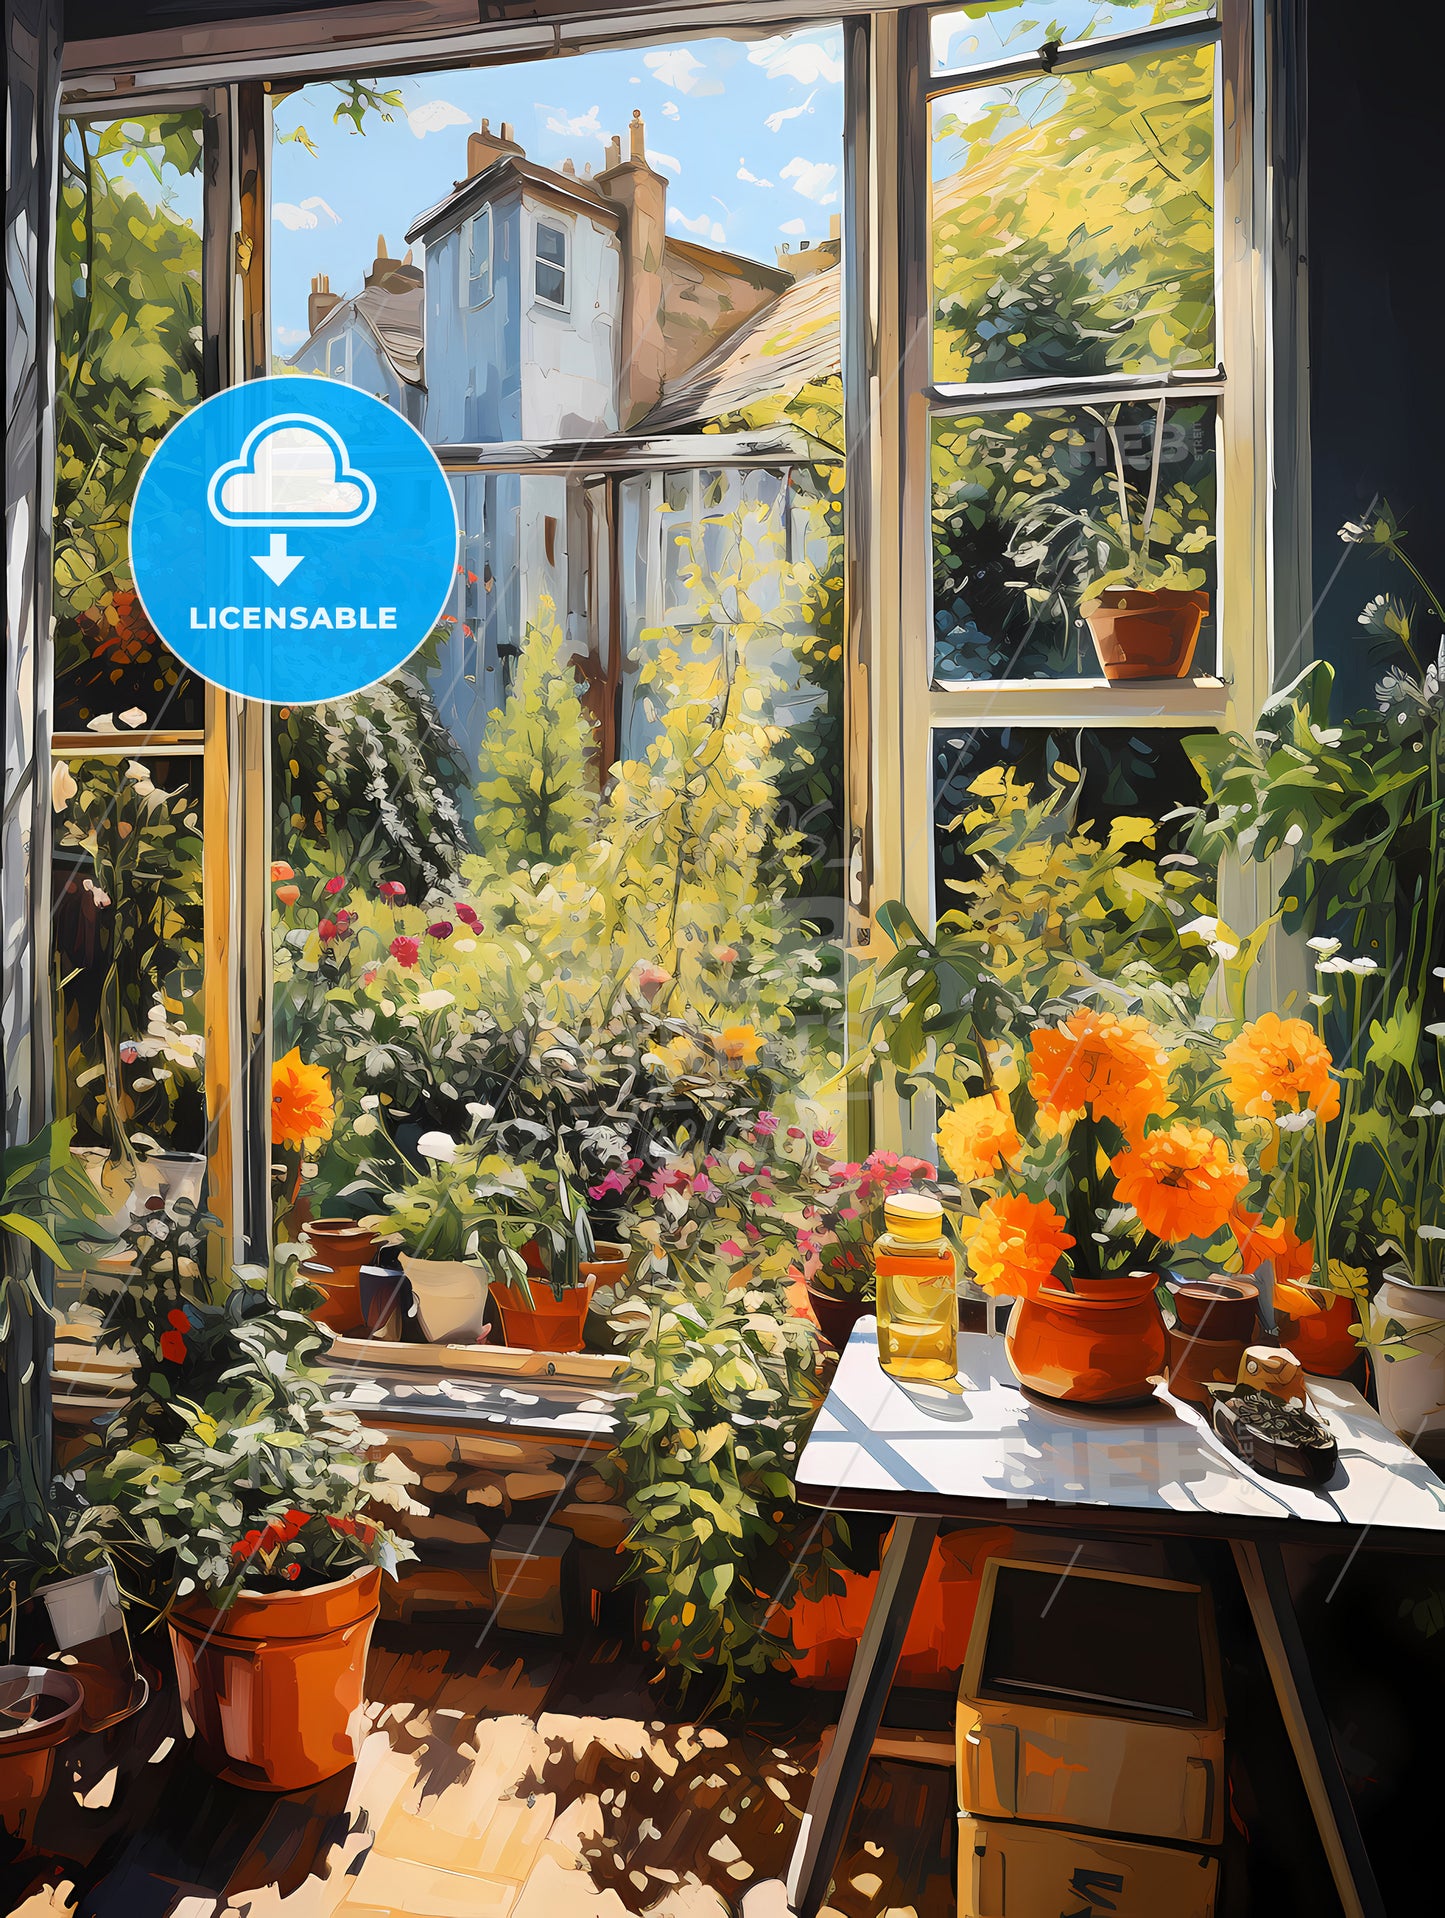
xmin=1306 ymin=0 xmax=1445 ymax=712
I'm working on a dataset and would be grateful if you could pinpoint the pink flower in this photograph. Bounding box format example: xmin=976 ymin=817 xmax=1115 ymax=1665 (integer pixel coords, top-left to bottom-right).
xmin=426 ymin=920 xmax=453 ymax=939
xmin=324 ymin=875 xmax=346 ymax=895
xmin=690 ymin=1174 xmax=719 ymax=1200
xmin=714 ymin=946 xmax=738 ymax=965
xmin=744 ymin=1222 xmax=761 ymax=1242
xmin=454 ymin=902 xmax=480 ymax=927
xmin=719 ymin=1238 xmax=746 ymax=1259
xmin=812 ymin=1127 xmax=837 ymax=1148
xmin=787 ymin=1126 xmax=804 ymax=1140
xmin=753 ymin=1112 xmax=779 ymax=1136
xmin=362 ymin=967 xmax=377 ymax=986
xmin=379 ymin=880 xmax=406 ymax=902
xmin=588 ymin=1167 xmax=634 ymax=1200
xmin=389 ymin=935 xmax=420 ymax=968
xmin=119 ymin=1043 xmax=138 ymax=1064
xmin=333 ymin=909 xmax=353 ymax=932
xmin=752 ymin=1190 xmax=776 ymax=1207
xmin=318 ymin=918 xmax=338 ymax=941
xmin=636 ymin=963 xmax=671 ymax=1001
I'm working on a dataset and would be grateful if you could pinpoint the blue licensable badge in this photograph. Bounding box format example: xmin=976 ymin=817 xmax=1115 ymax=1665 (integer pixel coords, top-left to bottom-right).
xmin=130 ymin=376 xmax=458 ymax=704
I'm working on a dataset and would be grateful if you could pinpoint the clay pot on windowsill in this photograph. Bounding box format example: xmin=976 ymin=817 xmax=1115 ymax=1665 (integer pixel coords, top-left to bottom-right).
xmin=1083 ymin=588 xmax=1209 ymax=681
xmin=493 ymin=1274 xmax=598 ymax=1353
xmin=1005 ymin=1271 xmax=1167 ymax=1406
xmin=398 ymin=1254 xmax=490 ymax=1343
xmin=0 ymin=1666 xmax=83 ymax=1844
xmin=298 ymin=1219 xmax=378 ymax=1334
xmin=1276 ymin=1284 xmax=1362 ymax=1379
xmin=1170 ymin=1276 xmax=1259 ymax=1344
xmin=805 ymin=1284 xmax=871 ymax=1352
xmin=168 ymin=1565 xmax=380 ymax=1791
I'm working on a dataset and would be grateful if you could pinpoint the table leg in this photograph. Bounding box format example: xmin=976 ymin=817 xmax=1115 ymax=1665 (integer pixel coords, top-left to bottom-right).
xmin=1231 ymin=1539 xmax=1385 ymax=1918
xmin=785 ymin=1515 xmax=940 ymax=1918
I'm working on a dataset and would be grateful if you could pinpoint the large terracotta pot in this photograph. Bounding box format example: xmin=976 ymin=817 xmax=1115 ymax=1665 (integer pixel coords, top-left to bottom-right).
xmin=299 ymin=1219 xmax=377 ymax=1334
xmin=1083 ymin=588 xmax=1208 ymax=681
xmin=399 ymin=1253 xmax=489 ymax=1342
xmin=494 ymin=1274 xmax=597 ymax=1353
xmin=1006 ymin=1272 xmax=1167 ymax=1406
xmin=805 ymin=1284 xmax=870 ymax=1352
xmin=1170 ymin=1276 xmax=1258 ymax=1344
xmin=1371 ymin=1269 xmax=1445 ymax=1444
xmin=0 ymin=1665 xmax=83 ymax=1843
xmin=168 ymin=1565 xmax=380 ymax=1790
xmin=1277 ymin=1285 xmax=1360 ymax=1378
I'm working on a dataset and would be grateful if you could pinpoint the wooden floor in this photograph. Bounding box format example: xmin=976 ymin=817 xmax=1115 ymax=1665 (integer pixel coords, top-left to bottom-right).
xmin=7 ymin=1620 xmax=956 ymax=1918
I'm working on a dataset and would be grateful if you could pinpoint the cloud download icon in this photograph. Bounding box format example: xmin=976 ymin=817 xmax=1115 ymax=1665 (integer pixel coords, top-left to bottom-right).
xmin=130 ymin=377 xmax=457 ymax=704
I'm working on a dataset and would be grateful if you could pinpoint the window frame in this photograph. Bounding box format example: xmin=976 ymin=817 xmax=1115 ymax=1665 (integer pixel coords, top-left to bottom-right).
xmin=463 ymin=203 xmax=493 ymax=310
xmin=532 ymin=214 xmax=569 ymax=311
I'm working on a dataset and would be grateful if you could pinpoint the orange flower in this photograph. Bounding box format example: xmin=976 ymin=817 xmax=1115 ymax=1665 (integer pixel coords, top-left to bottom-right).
xmin=1228 ymin=1206 xmax=1315 ymax=1283
xmin=718 ymin=1024 xmax=763 ymax=1066
xmin=1273 ymin=1281 xmax=1325 ymax=1321
xmin=1222 ymin=1014 xmax=1340 ymax=1124
xmin=1028 ymin=1009 xmax=1172 ymax=1137
xmin=1112 ymin=1124 xmax=1248 ymax=1243
xmin=958 ymin=1194 xmax=1073 ymax=1299
xmin=271 ymin=1047 xmax=335 ymax=1150
xmin=937 ymin=1095 xmax=1020 ymax=1185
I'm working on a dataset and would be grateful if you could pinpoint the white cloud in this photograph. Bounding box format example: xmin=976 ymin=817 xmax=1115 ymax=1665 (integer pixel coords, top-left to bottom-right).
xmin=272 ymin=195 xmax=340 ymax=231
xmin=737 ymin=159 xmax=773 ymax=187
xmin=408 ymin=98 xmax=470 ymax=139
xmin=540 ymin=102 xmax=605 ymax=143
xmin=764 ymin=91 xmax=818 ymax=134
xmin=668 ymin=206 xmax=727 ymax=247
xmin=662 ymin=100 xmax=680 ymax=119
xmin=647 ymin=149 xmax=682 ymax=175
xmin=780 ymin=156 xmax=838 ymax=205
xmin=779 ymin=217 xmax=808 ymax=236
xmin=643 ymin=48 xmax=722 ymax=97
xmin=748 ymin=36 xmax=843 ymax=88
xmin=275 ymin=324 xmax=307 ymax=346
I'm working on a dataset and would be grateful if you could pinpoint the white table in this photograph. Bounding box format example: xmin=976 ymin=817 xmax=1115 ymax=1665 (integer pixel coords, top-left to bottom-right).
xmin=785 ymin=1320 xmax=1445 ymax=1918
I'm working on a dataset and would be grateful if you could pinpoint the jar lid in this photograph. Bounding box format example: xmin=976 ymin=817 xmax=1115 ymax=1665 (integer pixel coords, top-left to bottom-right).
xmin=883 ymin=1192 xmax=943 ymax=1241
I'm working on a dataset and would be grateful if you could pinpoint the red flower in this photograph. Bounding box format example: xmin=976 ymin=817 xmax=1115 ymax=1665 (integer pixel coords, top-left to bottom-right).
xmin=167 ymin=1308 xmax=190 ymax=1330
xmin=283 ymin=1563 xmax=300 ymax=1581
xmin=333 ymin=909 xmax=352 ymax=932
xmin=389 ymin=935 xmax=420 ymax=968
xmin=282 ymin=1508 xmax=310 ymax=1538
xmin=318 ymin=918 xmax=338 ymax=941
xmin=379 ymin=880 xmax=406 ymax=901
xmin=159 ymin=1329 xmax=187 ymax=1364
xmin=454 ymin=903 xmax=480 ymax=927
xmin=324 ymin=875 xmax=346 ymax=895
xmin=231 ymin=1529 xmax=262 ymax=1560
xmin=426 ymin=920 xmax=453 ymax=939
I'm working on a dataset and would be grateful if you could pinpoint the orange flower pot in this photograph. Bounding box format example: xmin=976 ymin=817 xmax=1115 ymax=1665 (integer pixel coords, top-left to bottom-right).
xmin=1277 ymin=1286 xmax=1360 ymax=1377
xmin=300 ymin=1220 xmax=378 ymax=1335
xmin=1006 ymin=1272 xmax=1166 ymax=1406
xmin=1083 ymin=588 xmax=1208 ymax=681
xmin=494 ymin=1275 xmax=597 ymax=1353
xmin=0 ymin=1666 xmax=83 ymax=1844
xmin=168 ymin=1565 xmax=380 ymax=1790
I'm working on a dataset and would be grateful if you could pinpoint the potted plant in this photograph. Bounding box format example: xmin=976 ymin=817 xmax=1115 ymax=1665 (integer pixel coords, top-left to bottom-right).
xmin=90 ymin=1251 xmax=419 ymax=1790
xmin=0 ymin=1665 xmax=83 ymax=1845
xmin=939 ymin=1004 xmax=1249 ymax=1405
xmin=489 ymin=1157 xmax=602 ymax=1354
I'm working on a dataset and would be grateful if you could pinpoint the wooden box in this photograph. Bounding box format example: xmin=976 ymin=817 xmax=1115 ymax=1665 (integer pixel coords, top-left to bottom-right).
xmin=957 ymin=1559 xmax=1225 ymax=1846
xmin=488 ymin=1523 xmax=574 ymax=1636
xmin=958 ymin=1815 xmax=1218 ymax=1918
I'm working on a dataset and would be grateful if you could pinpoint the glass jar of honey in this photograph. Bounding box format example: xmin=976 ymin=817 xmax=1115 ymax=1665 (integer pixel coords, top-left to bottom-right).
xmin=875 ymin=1192 xmax=957 ymax=1381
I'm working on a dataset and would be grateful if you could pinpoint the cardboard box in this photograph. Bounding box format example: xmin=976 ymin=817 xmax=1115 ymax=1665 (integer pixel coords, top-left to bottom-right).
xmin=958 ymin=1815 xmax=1218 ymax=1918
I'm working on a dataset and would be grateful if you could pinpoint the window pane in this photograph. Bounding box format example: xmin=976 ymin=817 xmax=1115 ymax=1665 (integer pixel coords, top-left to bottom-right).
xmin=931 ymin=2 xmax=1214 ymax=75
xmin=931 ymin=399 xmax=1216 ymax=681
xmin=931 ymin=45 xmax=1214 ymax=384
xmin=932 ymin=725 xmax=1210 ymax=933
xmin=54 ymin=113 xmax=206 ymax=733
xmin=468 ymin=209 xmax=491 ymax=306
xmin=52 ymin=754 xmax=206 ymax=1155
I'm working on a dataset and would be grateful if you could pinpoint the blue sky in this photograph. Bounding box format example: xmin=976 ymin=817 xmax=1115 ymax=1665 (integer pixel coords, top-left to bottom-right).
xmin=269 ymin=28 xmax=844 ymax=358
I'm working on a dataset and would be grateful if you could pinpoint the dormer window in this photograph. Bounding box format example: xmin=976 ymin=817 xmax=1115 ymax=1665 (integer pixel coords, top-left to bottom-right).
xmin=464 ymin=205 xmax=492 ymax=308
xmin=534 ymin=220 xmax=567 ymax=308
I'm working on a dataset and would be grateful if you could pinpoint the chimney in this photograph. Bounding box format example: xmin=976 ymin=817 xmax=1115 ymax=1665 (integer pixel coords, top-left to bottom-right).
xmin=307 ymin=272 xmax=341 ymax=334
xmin=595 ymin=110 xmax=668 ymax=428
xmin=562 ymin=157 xmax=576 ymax=177
xmin=465 ymin=116 xmax=524 ymax=179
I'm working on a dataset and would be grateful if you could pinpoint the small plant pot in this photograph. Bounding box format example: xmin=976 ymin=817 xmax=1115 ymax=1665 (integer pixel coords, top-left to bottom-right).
xmin=1371 ymin=1269 xmax=1445 ymax=1442
xmin=1169 ymin=1277 xmax=1258 ymax=1343
xmin=580 ymin=1240 xmax=629 ymax=1289
xmin=132 ymin=1149 xmax=207 ymax=1211
xmin=1166 ymin=1326 xmax=1247 ymax=1406
xmin=806 ymin=1284 xmax=870 ymax=1352
xmin=302 ymin=1220 xmax=378 ymax=1330
xmin=1006 ymin=1272 xmax=1167 ymax=1406
xmin=493 ymin=1276 xmax=597 ymax=1353
xmin=297 ymin=1257 xmax=367 ymax=1338
xmin=1276 ymin=1285 xmax=1360 ymax=1378
xmin=359 ymin=1260 xmax=411 ymax=1338
xmin=36 ymin=1565 xmax=142 ymax=1732
xmin=168 ymin=1565 xmax=380 ymax=1791
xmin=399 ymin=1254 xmax=490 ymax=1343
xmin=0 ymin=1665 xmax=84 ymax=1843
xmin=1083 ymin=588 xmax=1208 ymax=681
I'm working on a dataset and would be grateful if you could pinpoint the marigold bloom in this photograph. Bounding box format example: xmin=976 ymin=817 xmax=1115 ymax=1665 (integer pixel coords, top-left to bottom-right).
xmin=270 ymin=861 xmax=294 ymax=883
xmin=1228 ymin=1206 xmax=1315 ymax=1283
xmin=1222 ymin=1013 xmax=1340 ymax=1124
xmin=719 ymin=1023 xmax=763 ymax=1066
xmin=1111 ymin=1124 xmax=1247 ymax=1243
xmin=271 ymin=1046 xmax=335 ymax=1150
xmin=958 ymin=1194 xmax=1073 ymax=1299
xmin=937 ymin=1095 xmax=1020 ymax=1185
xmin=1029 ymin=1009 xmax=1173 ymax=1137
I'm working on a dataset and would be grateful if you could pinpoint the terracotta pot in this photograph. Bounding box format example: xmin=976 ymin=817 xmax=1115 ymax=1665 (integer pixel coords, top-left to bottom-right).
xmin=0 ymin=1665 xmax=83 ymax=1843
xmin=1083 ymin=588 xmax=1208 ymax=682
xmin=494 ymin=1274 xmax=597 ymax=1353
xmin=399 ymin=1253 xmax=490 ymax=1343
xmin=580 ymin=1240 xmax=629 ymax=1289
xmin=1277 ymin=1285 xmax=1361 ymax=1378
xmin=299 ymin=1219 xmax=377 ymax=1334
xmin=806 ymin=1284 xmax=870 ymax=1352
xmin=1166 ymin=1326 xmax=1247 ymax=1406
xmin=1006 ymin=1272 xmax=1167 ymax=1406
xmin=1170 ymin=1277 xmax=1258 ymax=1344
xmin=168 ymin=1565 xmax=380 ymax=1790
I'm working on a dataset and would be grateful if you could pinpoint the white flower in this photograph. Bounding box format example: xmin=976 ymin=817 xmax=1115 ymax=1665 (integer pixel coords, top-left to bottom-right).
xmin=454 ymin=938 xmax=477 ymax=953
xmin=1276 ymin=1109 xmax=1317 ymax=1134
xmin=1179 ymin=915 xmax=1239 ymax=961
xmin=81 ymin=877 xmax=112 ymax=909
xmin=1418 ymin=1226 xmax=1445 ymax=1241
xmin=51 ymin=763 xmax=77 ymax=812
xmin=353 ymin=1114 xmax=378 ymax=1137
xmin=1307 ymin=936 xmax=1341 ymax=957
xmin=125 ymin=759 xmax=156 ymax=797
xmin=466 ymin=1102 xmax=495 ymax=1121
xmin=416 ymin=988 xmax=454 ymax=1012
xmin=416 ymin=1131 xmax=457 ymax=1163
xmin=360 ymin=1094 xmax=379 ymax=1110
xmin=1316 ymin=954 xmax=1379 ymax=975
